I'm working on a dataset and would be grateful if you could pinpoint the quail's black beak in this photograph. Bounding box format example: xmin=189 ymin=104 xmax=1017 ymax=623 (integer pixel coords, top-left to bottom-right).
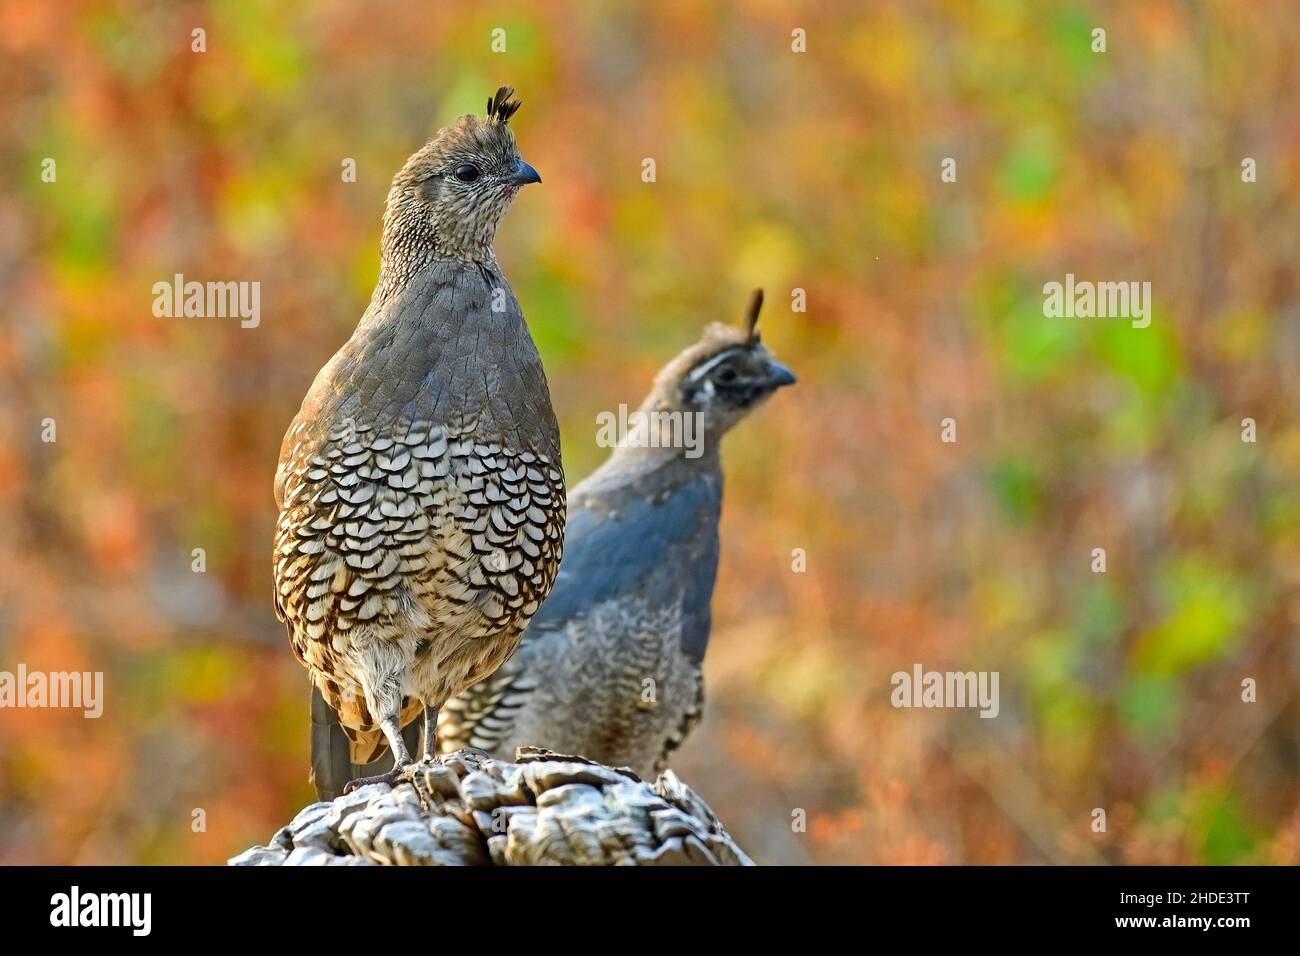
xmin=507 ymin=159 xmax=542 ymax=186
xmin=763 ymin=358 xmax=797 ymax=389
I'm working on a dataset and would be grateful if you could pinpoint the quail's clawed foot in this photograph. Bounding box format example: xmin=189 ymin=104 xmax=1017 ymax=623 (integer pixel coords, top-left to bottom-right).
xmin=342 ymin=754 xmax=449 ymax=793
xmin=342 ymin=763 xmax=411 ymax=794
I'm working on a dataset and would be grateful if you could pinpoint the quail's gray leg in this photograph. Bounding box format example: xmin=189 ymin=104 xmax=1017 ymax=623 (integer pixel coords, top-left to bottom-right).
xmin=421 ymin=705 xmax=439 ymax=763
xmin=342 ymin=715 xmax=414 ymax=793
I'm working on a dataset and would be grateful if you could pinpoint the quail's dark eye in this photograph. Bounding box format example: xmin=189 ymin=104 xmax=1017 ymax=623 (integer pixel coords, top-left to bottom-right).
xmin=453 ymin=163 xmax=480 ymax=183
xmin=715 ymin=366 xmax=738 ymax=385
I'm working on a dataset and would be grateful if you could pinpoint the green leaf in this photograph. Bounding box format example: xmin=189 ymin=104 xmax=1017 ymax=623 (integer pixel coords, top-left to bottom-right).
xmin=1001 ymin=128 xmax=1059 ymax=202
xmin=1002 ymin=296 xmax=1085 ymax=382
xmin=987 ymin=456 xmax=1043 ymax=524
xmin=1093 ymin=318 xmax=1181 ymax=397
xmin=1202 ymin=794 xmax=1259 ymax=864
xmin=1118 ymin=674 xmax=1179 ymax=740
xmin=1133 ymin=558 xmax=1252 ymax=674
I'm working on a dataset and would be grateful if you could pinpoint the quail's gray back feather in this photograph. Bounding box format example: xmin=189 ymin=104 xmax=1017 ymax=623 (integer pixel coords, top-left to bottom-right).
xmin=276 ymin=261 xmax=559 ymax=485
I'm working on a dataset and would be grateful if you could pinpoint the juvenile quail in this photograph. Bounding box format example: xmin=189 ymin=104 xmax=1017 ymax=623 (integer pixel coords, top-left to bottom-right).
xmin=311 ymin=290 xmax=793 ymax=793
xmin=441 ymin=290 xmax=793 ymax=777
xmin=275 ymin=87 xmax=565 ymax=794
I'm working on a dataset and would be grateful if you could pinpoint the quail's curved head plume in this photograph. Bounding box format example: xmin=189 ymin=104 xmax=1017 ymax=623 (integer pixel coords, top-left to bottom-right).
xmin=275 ymin=87 xmax=564 ymax=797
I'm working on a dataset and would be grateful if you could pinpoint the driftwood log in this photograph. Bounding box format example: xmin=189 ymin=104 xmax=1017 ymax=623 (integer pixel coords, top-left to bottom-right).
xmin=230 ymin=748 xmax=752 ymax=866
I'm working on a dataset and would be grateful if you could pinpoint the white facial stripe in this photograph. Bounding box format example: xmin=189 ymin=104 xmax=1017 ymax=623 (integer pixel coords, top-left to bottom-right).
xmin=685 ymin=346 xmax=747 ymax=384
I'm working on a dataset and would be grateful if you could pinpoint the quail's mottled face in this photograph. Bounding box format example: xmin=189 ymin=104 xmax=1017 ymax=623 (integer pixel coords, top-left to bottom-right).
xmin=678 ymin=336 xmax=797 ymax=430
xmin=631 ymin=287 xmax=797 ymax=444
xmin=383 ymin=90 xmax=540 ymax=265
xmin=634 ymin=312 xmax=795 ymax=446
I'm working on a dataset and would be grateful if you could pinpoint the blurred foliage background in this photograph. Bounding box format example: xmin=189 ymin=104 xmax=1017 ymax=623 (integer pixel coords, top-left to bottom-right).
xmin=1 ymin=0 xmax=1298 ymax=865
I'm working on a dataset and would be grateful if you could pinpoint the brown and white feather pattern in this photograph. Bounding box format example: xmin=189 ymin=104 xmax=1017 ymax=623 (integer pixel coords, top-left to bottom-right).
xmin=275 ymin=259 xmax=564 ymax=764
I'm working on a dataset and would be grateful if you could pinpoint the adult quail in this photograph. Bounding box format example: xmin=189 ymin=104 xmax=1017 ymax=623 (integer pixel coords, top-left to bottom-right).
xmin=274 ymin=87 xmax=565 ymax=794
xmin=312 ymin=290 xmax=794 ymax=794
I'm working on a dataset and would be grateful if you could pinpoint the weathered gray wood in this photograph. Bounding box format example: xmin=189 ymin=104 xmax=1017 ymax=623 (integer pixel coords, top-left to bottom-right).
xmin=230 ymin=748 xmax=752 ymax=866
